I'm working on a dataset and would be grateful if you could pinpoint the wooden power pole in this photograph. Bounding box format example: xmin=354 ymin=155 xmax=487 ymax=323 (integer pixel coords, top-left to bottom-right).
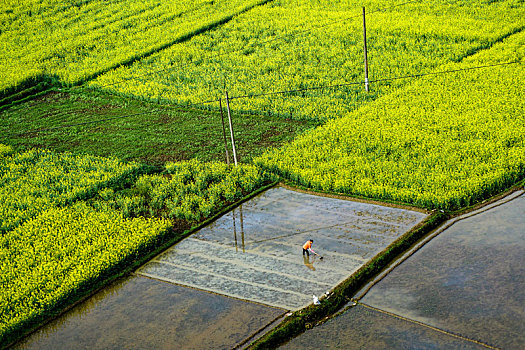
xmin=363 ymin=7 xmax=369 ymax=92
xmin=219 ymin=98 xmax=230 ymax=165
xmin=225 ymin=91 xmax=238 ymax=166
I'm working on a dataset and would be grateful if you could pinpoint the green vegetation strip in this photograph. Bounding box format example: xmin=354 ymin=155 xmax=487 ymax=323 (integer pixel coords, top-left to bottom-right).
xmin=0 ymin=146 xmax=143 ymax=234
xmin=255 ymin=30 xmax=525 ymax=210
xmin=91 ymin=159 xmax=276 ymax=222
xmin=248 ymin=211 xmax=447 ymax=349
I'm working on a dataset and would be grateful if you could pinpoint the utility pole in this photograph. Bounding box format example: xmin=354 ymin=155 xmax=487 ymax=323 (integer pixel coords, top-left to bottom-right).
xmin=218 ymin=98 xmax=230 ymax=165
xmin=363 ymin=6 xmax=370 ymax=92
xmin=225 ymin=91 xmax=238 ymax=166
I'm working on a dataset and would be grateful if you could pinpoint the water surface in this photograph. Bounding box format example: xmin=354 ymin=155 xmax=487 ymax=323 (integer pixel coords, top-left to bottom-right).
xmin=15 ymin=276 xmax=284 ymax=349
xmin=138 ymin=186 xmax=427 ymax=310
xmin=362 ymin=192 xmax=525 ymax=349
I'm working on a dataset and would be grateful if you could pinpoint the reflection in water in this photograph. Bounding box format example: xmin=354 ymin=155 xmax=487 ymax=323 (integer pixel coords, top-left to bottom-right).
xmin=233 ymin=207 xmax=238 ymax=251
xmin=233 ymin=205 xmax=246 ymax=253
xmin=15 ymin=276 xmax=284 ymax=350
xmin=240 ymin=206 xmax=245 ymax=253
xmin=361 ymin=191 xmax=525 ymax=350
xmin=303 ymin=255 xmax=316 ymax=271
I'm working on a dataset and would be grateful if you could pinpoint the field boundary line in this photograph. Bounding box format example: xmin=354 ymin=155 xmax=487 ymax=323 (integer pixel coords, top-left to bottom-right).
xmin=233 ymin=312 xmax=288 ymax=350
xmin=358 ymin=302 xmax=500 ymax=350
xmin=135 ymin=273 xmax=289 ymax=311
xmin=138 ymin=260 xmax=312 ymax=298
xmin=136 ymin=271 xmax=306 ymax=310
xmin=79 ymin=0 xmax=275 ymax=90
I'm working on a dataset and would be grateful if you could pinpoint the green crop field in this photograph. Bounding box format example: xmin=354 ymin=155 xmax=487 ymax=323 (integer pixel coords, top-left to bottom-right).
xmin=0 ymin=146 xmax=142 ymax=234
xmin=1 ymin=0 xmax=524 ymax=347
xmin=0 ymin=0 xmax=269 ymax=98
xmin=256 ymin=31 xmax=525 ymax=210
xmin=90 ymin=0 xmax=524 ymax=121
xmin=0 ymin=145 xmax=271 ymax=346
xmin=0 ymin=202 xmax=172 ymax=344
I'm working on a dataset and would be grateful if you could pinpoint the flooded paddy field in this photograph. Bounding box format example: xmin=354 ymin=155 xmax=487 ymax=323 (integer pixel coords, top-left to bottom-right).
xmin=282 ymin=190 xmax=525 ymax=349
xmin=137 ymin=186 xmax=427 ymax=310
xmin=14 ymin=186 xmax=428 ymax=348
xmin=14 ymin=275 xmax=284 ymax=350
xmin=280 ymin=304 xmax=487 ymax=349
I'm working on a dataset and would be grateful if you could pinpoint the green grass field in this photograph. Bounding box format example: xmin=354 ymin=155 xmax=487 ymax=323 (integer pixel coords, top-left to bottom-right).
xmin=1 ymin=88 xmax=317 ymax=165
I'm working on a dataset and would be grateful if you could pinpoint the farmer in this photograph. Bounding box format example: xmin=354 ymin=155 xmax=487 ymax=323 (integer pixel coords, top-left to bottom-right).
xmin=303 ymin=239 xmax=323 ymax=259
xmin=302 ymin=239 xmax=314 ymax=257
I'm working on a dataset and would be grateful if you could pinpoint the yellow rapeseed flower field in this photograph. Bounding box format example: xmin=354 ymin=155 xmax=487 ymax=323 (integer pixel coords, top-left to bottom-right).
xmin=0 ymin=202 xmax=171 ymax=341
xmin=255 ymin=31 xmax=525 ymax=210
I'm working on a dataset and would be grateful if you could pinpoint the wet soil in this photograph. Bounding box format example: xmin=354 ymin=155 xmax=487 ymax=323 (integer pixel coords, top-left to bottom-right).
xmin=15 ymin=276 xmax=284 ymax=350
xmin=284 ymin=191 xmax=524 ymax=349
xmin=137 ymin=186 xmax=427 ymax=310
xmin=280 ymin=304 xmax=487 ymax=350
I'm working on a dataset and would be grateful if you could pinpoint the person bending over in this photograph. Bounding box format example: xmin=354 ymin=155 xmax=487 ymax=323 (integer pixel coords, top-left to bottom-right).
xmin=303 ymin=239 xmax=314 ymax=257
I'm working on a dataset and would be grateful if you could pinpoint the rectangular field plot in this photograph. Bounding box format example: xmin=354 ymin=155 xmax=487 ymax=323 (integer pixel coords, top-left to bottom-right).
xmin=280 ymin=304 xmax=487 ymax=350
xmin=361 ymin=190 xmax=525 ymax=349
xmin=15 ymin=276 xmax=285 ymax=350
xmin=137 ymin=186 xmax=427 ymax=310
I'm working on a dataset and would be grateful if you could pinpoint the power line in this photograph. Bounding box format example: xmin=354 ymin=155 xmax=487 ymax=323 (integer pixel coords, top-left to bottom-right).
xmin=227 ymin=60 xmax=522 ymax=100
xmin=87 ymin=0 xmax=421 ymax=90
xmin=5 ymin=60 xmax=521 ymax=138
xmin=370 ymin=60 xmax=522 ymax=84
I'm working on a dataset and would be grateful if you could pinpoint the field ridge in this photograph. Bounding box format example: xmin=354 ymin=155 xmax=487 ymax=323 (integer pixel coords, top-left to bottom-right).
xmin=0 ymin=0 xmax=275 ymax=107
xmin=76 ymin=0 xmax=275 ymax=90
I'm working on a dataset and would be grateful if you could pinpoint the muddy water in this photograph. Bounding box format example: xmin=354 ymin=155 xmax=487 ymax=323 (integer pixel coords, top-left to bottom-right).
xmin=15 ymin=276 xmax=284 ymax=350
xmin=138 ymin=186 xmax=427 ymax=310
xmin=280 ymin=304 xmax=486 ymax=349
xmin=361 ymin=192 xmax=525 ymax=349
xmin=282 ymin=191 xmax=524 ymax=349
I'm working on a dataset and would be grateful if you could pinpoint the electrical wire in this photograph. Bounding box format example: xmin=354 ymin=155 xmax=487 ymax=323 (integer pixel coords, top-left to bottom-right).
xmin=5 ymin=59 xmax=521 ymax=138
xmin=227 ymin=60 xmax=522 ymax=100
